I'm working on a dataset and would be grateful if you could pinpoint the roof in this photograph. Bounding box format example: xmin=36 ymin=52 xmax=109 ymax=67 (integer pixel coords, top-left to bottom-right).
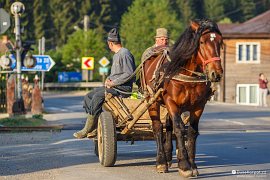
xmin=218 ymin=10 xmax=270 ymax=38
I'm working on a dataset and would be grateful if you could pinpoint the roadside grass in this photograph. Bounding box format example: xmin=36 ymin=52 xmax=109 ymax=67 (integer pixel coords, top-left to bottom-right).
xmin=0 ymin=115 xmax=46 ymax=127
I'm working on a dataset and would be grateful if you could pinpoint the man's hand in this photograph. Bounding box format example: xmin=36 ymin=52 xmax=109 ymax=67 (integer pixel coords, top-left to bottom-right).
xmin=105 ymin=79 xmax=114 ymax=88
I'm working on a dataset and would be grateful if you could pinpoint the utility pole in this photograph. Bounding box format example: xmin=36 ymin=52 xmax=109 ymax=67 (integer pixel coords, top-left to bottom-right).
xmin=10 ymin=2 xmax=25 ymax=114
xmin=84 ymin=15 xmax=93 ymax=81
xmin=84 ymin=15 xmax=89 ymax=32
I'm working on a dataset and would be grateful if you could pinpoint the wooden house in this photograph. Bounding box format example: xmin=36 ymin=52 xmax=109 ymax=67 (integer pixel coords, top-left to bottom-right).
xmin=218 ymin=10 xmax=270 ymax=106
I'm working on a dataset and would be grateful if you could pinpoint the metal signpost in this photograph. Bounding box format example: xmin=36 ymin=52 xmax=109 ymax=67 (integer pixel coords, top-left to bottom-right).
xmin=39 ymin=37 xmax=46 ymax=90
xmin=99 ymin=56 xmax=110 ymax=82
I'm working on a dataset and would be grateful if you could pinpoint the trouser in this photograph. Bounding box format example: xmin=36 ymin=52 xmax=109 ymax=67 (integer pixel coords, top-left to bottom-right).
xmin=83 ymin=86 xmax=131 ymax=116
xmin=259 ymin=88 xmax=268 ymax=107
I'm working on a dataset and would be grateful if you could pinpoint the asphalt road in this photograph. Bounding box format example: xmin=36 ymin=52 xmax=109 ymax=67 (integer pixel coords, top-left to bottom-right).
xmin=0 ymin=92 xmax=269 ymax=179
xmin=43 ymin=92 xmax=270 ymax=132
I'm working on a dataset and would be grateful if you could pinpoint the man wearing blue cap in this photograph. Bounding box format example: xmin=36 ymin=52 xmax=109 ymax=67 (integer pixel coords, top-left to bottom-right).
xmin=73 ymin=28 xmax=136 ymax=139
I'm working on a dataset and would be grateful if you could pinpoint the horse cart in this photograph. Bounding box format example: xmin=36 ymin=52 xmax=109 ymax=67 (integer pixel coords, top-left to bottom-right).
xmin=93 ymin=88 xmax=189 ymax=167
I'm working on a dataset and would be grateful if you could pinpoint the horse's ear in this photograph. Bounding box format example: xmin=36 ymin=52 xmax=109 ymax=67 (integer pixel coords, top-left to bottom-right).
xmin=190 ymin=21 xmax=199 ymax=32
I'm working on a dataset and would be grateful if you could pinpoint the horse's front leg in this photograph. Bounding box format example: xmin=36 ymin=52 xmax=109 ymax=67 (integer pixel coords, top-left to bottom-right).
xmin=149 ymin=103 xmax=168 ymax=173
xmin=187 ymin=107 xmax=204 ymax=177
xmin=164 ymin=114 xmax=173 ymax=168
xmin=165 ymin=99 xmax=192 ymax=177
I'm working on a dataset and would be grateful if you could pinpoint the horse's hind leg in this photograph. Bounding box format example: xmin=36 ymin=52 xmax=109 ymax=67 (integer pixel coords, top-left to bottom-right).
xmin=164 ymin=114 xmax=173 ymax=168
xmin=187 ymin=109 xmax=203 ymax=177
xmin=149 ymin=103 xmax=168 ymax=173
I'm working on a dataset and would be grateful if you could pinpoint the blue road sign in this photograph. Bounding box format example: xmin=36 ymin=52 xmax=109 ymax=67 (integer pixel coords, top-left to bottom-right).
xmin=58 ymin=72 xmax=82 ymax=83
xmin=11 ymin=54 xmax=55 ymax=71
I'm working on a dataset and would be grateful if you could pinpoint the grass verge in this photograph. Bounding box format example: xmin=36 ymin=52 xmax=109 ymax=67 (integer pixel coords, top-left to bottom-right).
xmin=0 ymin=115 xmax=46 ymax=127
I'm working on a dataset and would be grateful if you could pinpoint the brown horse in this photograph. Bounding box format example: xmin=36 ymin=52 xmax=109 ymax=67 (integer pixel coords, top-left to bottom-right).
xmin=143 ymin=19 xmax=223 ymax=177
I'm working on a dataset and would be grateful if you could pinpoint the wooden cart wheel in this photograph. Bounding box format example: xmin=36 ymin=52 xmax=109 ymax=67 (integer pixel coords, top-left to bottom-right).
xmin=97 ymin=111 xmax=117 ymax=167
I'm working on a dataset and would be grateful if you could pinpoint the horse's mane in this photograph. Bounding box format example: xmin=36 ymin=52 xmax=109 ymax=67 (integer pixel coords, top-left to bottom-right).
xmin=165 ymin=19 xmax=222 ymax=78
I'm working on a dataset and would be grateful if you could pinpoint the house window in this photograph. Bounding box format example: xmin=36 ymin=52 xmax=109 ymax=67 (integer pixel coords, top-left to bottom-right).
xmin=236 ymin=42 xmax=260 ymax=63
xmin=236 ymin=84 xmax=259 ymax=105
xmin=238 ymin=45 xmax=243 ymax=61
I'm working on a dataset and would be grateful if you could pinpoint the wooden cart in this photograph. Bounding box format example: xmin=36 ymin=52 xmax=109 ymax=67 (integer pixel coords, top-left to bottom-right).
xmin=93 ymin=89 xmax=189 ymax=167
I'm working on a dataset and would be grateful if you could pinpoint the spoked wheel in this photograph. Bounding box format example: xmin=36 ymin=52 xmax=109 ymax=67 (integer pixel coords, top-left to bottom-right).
xmin=97 ymin=111 xmax=117 ymax=167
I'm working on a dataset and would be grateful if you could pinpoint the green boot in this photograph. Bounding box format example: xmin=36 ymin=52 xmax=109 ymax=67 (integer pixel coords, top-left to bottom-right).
xmin=73 ymin=114 xmax=96 ymax=139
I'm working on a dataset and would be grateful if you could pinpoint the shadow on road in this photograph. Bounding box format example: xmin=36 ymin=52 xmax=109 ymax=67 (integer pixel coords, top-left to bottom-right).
xmin=1 ymin=131 xmax=269 ymax=179
xmin=113 ymin=132 xmax=270 ymax=178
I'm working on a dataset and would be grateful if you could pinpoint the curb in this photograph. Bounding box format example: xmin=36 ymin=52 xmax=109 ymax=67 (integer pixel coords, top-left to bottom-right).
xmin=0 ymin=125 xmax=64 ymax=132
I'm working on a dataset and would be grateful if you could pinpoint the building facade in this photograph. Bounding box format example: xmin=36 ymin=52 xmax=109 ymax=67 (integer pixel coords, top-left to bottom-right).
xmin=219 ymin=10 xmax=270 ymax=106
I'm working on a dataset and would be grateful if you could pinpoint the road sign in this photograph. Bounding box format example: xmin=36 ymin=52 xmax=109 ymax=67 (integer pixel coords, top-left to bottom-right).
xmin=82 ymin=57 xmax=94 ymax=70
xmin=0 ymin=8 xmax=11 ymax=34
xmin=58 ymin=72 xmax=82 ymax=83
xmin=99 ymin=67 xmax=109 ymax=75
xmin=11 ymin=54 xmax=55 ymax=71
xmin=99 ymin=56 xmax=110 ymax=67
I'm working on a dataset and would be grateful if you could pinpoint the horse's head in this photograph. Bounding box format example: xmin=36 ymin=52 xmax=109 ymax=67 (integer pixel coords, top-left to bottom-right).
xmin=191 ymin=19 xmax=223 ymax=82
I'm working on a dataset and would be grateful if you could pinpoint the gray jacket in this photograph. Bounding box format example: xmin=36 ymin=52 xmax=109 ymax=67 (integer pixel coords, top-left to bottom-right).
xmin=108 ymin=47 xmax=136 ymax=91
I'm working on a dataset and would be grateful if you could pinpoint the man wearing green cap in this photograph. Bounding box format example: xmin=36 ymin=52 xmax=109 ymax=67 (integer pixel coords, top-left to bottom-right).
xmin=73 ymin=28 xmax=136 ymax=139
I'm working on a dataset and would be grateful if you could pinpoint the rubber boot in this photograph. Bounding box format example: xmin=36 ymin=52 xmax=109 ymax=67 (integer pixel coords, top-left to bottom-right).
xmin=73 ymin=114 xmax=96 ymax=139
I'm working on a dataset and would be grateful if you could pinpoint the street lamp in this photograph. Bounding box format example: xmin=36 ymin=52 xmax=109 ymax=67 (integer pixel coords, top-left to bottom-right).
xmin=10 ymin=2 xmax=25 ymax=15
xmin=10 ymin=1 xmax=25 ymax=114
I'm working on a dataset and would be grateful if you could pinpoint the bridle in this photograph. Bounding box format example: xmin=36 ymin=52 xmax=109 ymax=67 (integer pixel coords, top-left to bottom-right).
xmin=198 ymin=31 xmax=221 ymax=71
xmin=202 ymin=57 xmax=221 ymax=71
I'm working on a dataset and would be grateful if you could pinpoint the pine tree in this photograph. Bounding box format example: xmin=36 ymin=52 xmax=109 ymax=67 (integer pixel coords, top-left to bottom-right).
xmin=203 ymin=0 xmax=224 ymax=21
xmin=240 ymin=0 xmax=256 ymax=22
xmin=33 ymin=0 xmax=47 ymax=39
xmin=255 ymin=0 xmax=270 ymax=15
xmin=170 ymin=0 xmax=195 ymax=27
xmin=191 ymin=0 xmax=204 ymax=19
xmin=120 ymin=0 xmax=183 ymax=65
xmin=222 ymin=0 xmax=241 ymax=22
xmin=111 ymin=0 xmax=132 ymax=27
xmin=79 ymin=0 xmax=113 ymax=32
xmin=50 ymin=0 xmax=80 ymax=47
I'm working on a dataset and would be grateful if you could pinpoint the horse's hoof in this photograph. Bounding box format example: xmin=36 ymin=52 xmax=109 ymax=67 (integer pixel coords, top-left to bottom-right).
xmin=167 ymin=161 xmax=172 ymax=168
xmin=178 ymin=169 xmax=193 ymax=178
xmin=192 ymin=168 xmax=199 ymax=177
xmin=156 ymin=164 xmax=168 ymax=173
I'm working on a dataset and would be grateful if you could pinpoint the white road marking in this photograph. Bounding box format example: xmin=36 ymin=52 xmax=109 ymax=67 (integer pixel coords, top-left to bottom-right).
xmin=223 ymin=119 xmax=245 ymax=125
